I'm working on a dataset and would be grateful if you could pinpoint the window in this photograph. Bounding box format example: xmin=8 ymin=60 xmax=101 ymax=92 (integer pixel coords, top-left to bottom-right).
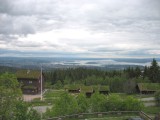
xmin=29 ymin=81 xmax=32 ymax=84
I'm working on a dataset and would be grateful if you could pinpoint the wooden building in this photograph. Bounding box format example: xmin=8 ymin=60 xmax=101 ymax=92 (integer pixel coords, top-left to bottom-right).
xmin=99 ymin=85 xmax=110 ymax=95
xmin=67 ymin=85 xmax=81 ymax=93
xmin=16 ymin=70 xmax=44 ymax=95
xmin=136 ymin=83 xmax=160 ymax=94
xmin=81 ymin=86 xmax=94 ymax=98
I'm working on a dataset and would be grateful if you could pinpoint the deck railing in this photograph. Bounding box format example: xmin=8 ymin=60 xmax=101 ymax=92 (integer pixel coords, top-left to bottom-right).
xmin=46 ymin=111 xmax=153 ymax=120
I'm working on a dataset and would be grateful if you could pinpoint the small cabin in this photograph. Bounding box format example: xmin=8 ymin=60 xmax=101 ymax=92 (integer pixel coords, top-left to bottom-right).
xmin=136 ymin=83 xmax=160 ymax=94
xmin=67 ymin=85 xmax=81 ymax=94
xmin=16 ymin=70 xmax=44 ymax=95
xmin=81 ymin=86 xmax=94 ymax=98
xmin=99 ymin=85 xmax=110 ymax=95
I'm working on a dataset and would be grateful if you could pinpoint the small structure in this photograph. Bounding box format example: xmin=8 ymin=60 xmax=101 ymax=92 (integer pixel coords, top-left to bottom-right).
xmin=136 ymin=83 xmax=160 ymax=94
xmin=16 ymin=70 xmax=44 ymax=94
xmin=81 ymin=86 xmax=94 ymax=97
xmin=67 ymin=85 xmax=81 ymax=93
xmin=99 ymin=85 xmax=110 ymax=95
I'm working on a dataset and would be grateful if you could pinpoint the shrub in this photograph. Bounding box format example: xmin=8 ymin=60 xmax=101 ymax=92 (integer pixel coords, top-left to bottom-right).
xmin=155 ymin=90 xmax=160 ymax=106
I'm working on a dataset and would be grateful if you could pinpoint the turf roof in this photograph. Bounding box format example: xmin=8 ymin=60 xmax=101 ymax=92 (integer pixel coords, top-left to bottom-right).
xmin=99 ymin=85 xmax=110 ymax=91
xmin=81 ymin=86 xmax=94 ymax=93
xmin=137 ymin=83 xmax=160 ymax=91
xmin=66 ymin=85 xmax=110 ymax=93
xmin=66 ymin=84 xmax=82 ymax=90
xmin=16 ymin=70 xmax=41 ymax=79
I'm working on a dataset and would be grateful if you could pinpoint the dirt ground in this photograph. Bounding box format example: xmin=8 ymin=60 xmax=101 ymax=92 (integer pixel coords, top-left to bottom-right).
xmin=23 ymin=89 xmax=47 ymax=101
xmin=23 ymin=94 xmax=41 ymax=101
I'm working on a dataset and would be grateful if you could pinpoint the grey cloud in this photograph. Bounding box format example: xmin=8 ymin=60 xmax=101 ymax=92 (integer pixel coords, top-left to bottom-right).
xmin=89 ymin=45 xmax=125 ymax=53
xmin=121 ymin=50 xmax=157 ymax=57
xmin=0 ymin=34 xmax=18 ymax=42
xmin=0 ymin=0 xmax=11 ymax=14
xmin=0 ymin=0 xmax=58 ymax=16
xmin=0 ymin=0 xmax=160 ymax=57
xmin=0 ymin=14 xmax=35 ymax=36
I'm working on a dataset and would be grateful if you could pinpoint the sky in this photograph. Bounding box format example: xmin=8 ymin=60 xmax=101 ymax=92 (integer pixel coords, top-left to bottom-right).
xmin=0 ymin=0 xmax=160 ymax=58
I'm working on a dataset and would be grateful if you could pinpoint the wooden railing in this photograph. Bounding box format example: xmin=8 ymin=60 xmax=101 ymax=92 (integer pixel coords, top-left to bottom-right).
xmin=140 ymin=111 xmax=153 ymax=120
xmin=46 ymin=111 xmax=153 ymax=120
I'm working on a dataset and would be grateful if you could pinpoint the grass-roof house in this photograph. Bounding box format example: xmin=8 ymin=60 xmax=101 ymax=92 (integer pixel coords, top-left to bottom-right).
xmin=66 ymin=84 xmax=81 ymax=93
xmin=99 ymin=85 xmax=110 ymax=95
xmin=136 ymin=83 xmax=160 ymax=94
xmin=16 ymin=70 xmax=44 ymax=95
xmin=81 ymin=86 xmax=94 ymax=98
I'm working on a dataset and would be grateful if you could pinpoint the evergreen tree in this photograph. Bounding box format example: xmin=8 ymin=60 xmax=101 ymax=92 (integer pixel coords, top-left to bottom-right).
xmin=143 ymin=66 xmax=149 ymax=79
xmin=149 ymin=59 xmax=160 ymax=83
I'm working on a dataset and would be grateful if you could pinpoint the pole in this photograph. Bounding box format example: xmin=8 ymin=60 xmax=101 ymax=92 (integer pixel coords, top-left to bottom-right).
xmin=41 ymin=67 xmax=43 ymax=101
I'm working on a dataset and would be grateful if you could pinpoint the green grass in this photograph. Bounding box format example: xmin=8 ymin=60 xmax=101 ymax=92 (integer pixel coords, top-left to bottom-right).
xmin=28 ymin=89 xmax=66 ymax=106
xmin=43 ymin=89 xmax=66 ymax=98
xmin=27 ymin=100 xmax=52 ymax=106
xmin=111 ymin=93 xmax=136 ymax=99
xmin=143 ymin=106 xmax=160 ymax=115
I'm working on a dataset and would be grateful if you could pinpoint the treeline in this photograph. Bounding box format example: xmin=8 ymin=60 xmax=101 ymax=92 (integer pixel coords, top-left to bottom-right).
xmin=0 ymin=66 xmax=18 ymax=75
xmin=44 ymin=59 xmax=160 ymax=92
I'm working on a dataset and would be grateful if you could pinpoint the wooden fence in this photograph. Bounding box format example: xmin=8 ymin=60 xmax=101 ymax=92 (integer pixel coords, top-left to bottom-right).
xmin=46 ymin=111 xmax=153 ymax=120
xmin=140 ymin=111 xmax=153 ymax=120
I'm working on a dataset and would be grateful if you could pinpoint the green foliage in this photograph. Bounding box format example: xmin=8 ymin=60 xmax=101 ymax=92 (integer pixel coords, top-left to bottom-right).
xmin=44 ymin=68 xmax=122 ymax=86
xmin=44 ymin=59 xmax=160 ymax=92
xmin=0 ymin=73 xmax=22 ymax=120
xmin=14 ymin=101 xmax=41 ymax=120
xmin=0 ymin=73 xmax=40 ymax=120
xmin=44 ymin=90 xmax=65 ymax=98
xmin=53 ymin=80 xmax=63 ymax=89
xmin=26 ymin=108 xmax=41 ymax=120
xmin=106 ymin=94 xmax=123 ymax=111
xmin=46 ymin=92 xmax=79 ymax=117
xmin=124 ymin=66 xmax=142 ymax=78
xmin=143 ymin=106 xmax=160 ymax=114
xmin=154 ymin=90 xmax=160 ymax=106
xmin=44 ymin=92 xmax=144 ymax=118
xmin=123 ymin=96 xmax=144 ymax=111
xmin=76 ymin=93 xmax=89 ymax=113
xmin=44 ymin=61 xmax=160 ymax=92
xmin=149 ymin=59 xmax=160 ymax=83
xmin=90 ymin=92 xmax=106 ymax=112
xmin=0 ymin=66 xmax=17 ymax=75
xmin=0 ymin=72 xmax=21 ymax=90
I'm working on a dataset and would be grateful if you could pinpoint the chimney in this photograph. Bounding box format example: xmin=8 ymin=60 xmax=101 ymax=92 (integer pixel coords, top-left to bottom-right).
xmin=27 ymin=70 xmax=30 ymax=74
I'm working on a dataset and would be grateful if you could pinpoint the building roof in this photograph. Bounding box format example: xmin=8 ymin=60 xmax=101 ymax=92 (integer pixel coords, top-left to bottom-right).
xmin=99 ymin=85 xmax=110 ymax=91
xmin=137 ymin=83 xmax=160 ymax=92
xmin=16 ymin=70 xmax=41 ymax=79
xmin=81 ymin=86 xmax=94 ymax=93
xmin=66 ymin=84 xmax=82 ymax=90
xmin=66 ymin=85 xmax=94 ymax=93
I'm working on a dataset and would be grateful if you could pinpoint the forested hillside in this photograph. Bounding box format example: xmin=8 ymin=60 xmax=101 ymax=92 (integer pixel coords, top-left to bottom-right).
xmin=1 ymin=59 xmax=160 ymax=93
xmin=44 ymin=59 xmax=160 ymax=92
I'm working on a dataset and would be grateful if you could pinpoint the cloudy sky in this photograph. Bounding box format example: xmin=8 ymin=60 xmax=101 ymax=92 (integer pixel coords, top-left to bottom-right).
xmin=0 ymin=0 xmax=160 ymax=58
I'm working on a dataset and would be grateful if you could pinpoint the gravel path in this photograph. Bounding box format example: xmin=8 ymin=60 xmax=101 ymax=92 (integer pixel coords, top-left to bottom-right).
xmin=139 ymin=97 xmax=156 ymax=107
xmin=140 ymin=97 xmax=155 ymax=101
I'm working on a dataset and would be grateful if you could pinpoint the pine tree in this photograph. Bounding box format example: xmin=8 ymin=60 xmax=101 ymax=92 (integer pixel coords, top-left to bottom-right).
xmin=149 ymin=59 xmax=160 ymax=83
